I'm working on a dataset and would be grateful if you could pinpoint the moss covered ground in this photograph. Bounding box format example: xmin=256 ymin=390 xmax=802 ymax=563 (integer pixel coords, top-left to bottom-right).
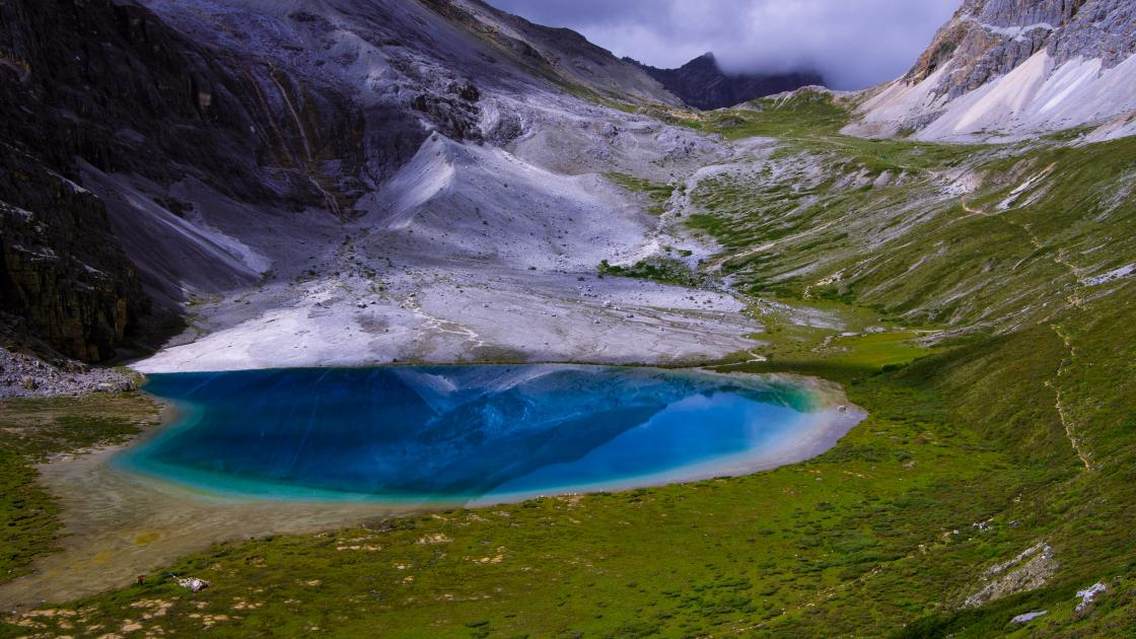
xmin=0 ymin=394 xmax=160 ymax=585
xmin=605 ymin=173 xmax=675 ymax=216
xmin=598 ymin=256 xmax=701 ymax=287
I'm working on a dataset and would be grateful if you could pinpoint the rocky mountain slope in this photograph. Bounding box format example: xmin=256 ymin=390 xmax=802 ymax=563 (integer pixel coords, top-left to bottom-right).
xmin=0 ymin=0 xmax=741 ymax=373
xmin=846 ymin=0 xmax=1136 ymax=141
xmin=446 ymin=0 xmax=682 ymax=107
xmin=632 ymin=52 xmax=823 ymax=110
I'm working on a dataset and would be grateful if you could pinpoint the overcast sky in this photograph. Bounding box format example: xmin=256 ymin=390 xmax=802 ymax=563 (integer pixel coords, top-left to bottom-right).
xmin=486 ymin=0 xmax=962 ymax=90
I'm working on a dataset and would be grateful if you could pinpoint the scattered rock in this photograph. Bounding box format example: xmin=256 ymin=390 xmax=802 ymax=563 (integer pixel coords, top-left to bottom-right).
xmin=0 ymin=347 xmax=136 ymax=399
xmin=416 ymin=533 xmax=452 ymax=545
xmin=175 ymin=577 xmax=210 ymax=593
xmin=1010 ymin=610 xmax=1047 ymax=624
xmin=964 ymin=542 xmax=1057 ymax=607
xmin=1076 ymin=581 xmax=1107 ymax=614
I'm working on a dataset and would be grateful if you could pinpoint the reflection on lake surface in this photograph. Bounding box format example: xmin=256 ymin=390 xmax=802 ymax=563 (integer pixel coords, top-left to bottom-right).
xmin=116 ymin=365 xmax=844 ymax=503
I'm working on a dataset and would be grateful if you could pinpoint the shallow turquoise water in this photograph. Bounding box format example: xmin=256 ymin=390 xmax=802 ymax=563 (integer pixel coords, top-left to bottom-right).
xmin=115 ymin=365 xmax=830 ymax=504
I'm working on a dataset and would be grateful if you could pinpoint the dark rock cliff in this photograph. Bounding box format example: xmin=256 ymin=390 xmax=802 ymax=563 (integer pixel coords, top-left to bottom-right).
xmin=457 ymin=0 xmax=682 ymax=107
xmin=0 ymin=0 xmax=161 ymax=362
xmin=630 ymin=53 xmax=823 ymax=110
xmin=0 ymin=147 xmax=143 ymax=363
xmin=0 ymin=0 xmax=426 ymax=361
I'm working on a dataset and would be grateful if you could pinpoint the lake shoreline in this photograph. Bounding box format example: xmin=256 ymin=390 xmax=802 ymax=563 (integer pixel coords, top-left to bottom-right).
xmin=0 ymin=367 xmax=864 ymax=610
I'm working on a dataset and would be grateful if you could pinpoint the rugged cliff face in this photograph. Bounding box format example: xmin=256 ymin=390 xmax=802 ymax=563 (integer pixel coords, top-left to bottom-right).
xmin=631 ymin=53 xmax=823 ymax=110
xmin=0 ymin=148 xmax=142 ymax=363
xmin=905 ymin=0 xmax=1133 ymax=95
xmin=0 ymin=0 xmax=164 ymax=362
xmin=846 ymin=0 xmax=1136 ymax=141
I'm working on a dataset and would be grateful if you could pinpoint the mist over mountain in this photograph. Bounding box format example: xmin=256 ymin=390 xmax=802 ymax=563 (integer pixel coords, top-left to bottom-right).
xmin=629 ymin=52 xmax=824 ymax=110
xmin=487 ymin=0 xmax=959 ymax=89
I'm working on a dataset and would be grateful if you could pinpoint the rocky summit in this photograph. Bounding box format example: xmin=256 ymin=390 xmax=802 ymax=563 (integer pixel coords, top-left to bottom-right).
xmin=847 ymin=0 xmax=1136 ymax=140
xmin=2 ymin=1 xmax=1136 ymax=637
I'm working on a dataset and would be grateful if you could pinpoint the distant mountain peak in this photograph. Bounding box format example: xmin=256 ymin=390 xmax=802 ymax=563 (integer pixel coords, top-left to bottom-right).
xmin=629 ymin=53 xmax=823 ymax=110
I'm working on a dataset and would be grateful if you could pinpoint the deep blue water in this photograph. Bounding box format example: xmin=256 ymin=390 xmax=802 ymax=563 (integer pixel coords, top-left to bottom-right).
xmin=115 ymin=365 xmax=827 ymax=504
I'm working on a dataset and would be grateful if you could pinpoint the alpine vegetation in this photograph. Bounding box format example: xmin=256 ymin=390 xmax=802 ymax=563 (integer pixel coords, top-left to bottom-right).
xmin=1 ymin=1 xmax=1135 ymax=637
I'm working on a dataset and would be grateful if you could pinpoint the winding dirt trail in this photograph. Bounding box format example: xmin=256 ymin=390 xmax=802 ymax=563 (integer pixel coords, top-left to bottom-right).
xmin=1049 ymin=323 xmax=1093 ymax=471
xmin=959 ymin=197 xmax=1091 ymax=471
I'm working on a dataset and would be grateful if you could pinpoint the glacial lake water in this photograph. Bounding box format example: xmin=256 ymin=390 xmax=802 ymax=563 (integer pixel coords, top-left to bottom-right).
xmin=115 ymin=365 xmax=853 ymax=505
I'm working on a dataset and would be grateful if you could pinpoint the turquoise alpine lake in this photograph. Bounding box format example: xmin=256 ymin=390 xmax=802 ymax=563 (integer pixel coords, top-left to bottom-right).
xmin=115 ymin=365 xmax=854 ymax=505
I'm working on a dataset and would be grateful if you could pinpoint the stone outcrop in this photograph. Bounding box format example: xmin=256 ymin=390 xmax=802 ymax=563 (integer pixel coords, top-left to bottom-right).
xmin=964 ymin=542 xmax=1057 ymax=608
xmin=905 ymin=0 xmax=1135 ymax=99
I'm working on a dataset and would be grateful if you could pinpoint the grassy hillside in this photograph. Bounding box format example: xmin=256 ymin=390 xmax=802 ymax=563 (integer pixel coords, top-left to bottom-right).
xmin=682 ymin=92 xmax=1136 ymax=337
xmin=3 ymin=94 xmax=1135 ymax=637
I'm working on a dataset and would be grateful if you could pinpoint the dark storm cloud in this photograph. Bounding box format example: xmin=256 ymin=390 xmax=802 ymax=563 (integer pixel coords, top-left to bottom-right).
xmin=487 ymin=0 xmax=962 ymax=90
